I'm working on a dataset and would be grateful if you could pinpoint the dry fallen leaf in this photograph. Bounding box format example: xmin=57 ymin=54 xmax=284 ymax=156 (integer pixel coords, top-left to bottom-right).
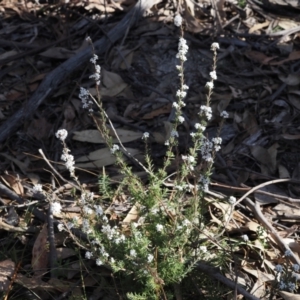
xmin=74 ymin=147 xmax=139 ymax=169
xmin=0 ymin=173 xmax=24 ymax=196
xmin=73 ymin=128 xmax=142 ymax=143
xmin=32 ymin=225 xmax=48 ymax=278
xmin=279 ymin=291 xmax=300 ymax=300
xmin=0 ymin=259 xmax=15 ymax=291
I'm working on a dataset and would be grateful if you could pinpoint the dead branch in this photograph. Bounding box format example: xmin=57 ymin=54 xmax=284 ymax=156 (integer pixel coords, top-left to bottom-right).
xmin=196 ymin=261 xmax=260 ymax=300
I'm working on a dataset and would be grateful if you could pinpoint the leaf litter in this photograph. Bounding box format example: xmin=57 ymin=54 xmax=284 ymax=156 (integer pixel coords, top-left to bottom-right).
xmin=0 ymin=0 xmax=300 ymax=298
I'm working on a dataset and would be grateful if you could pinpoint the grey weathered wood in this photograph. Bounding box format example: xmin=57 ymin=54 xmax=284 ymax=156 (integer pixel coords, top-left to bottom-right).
xmin=0 ymin=0 xmax=156 ymax=144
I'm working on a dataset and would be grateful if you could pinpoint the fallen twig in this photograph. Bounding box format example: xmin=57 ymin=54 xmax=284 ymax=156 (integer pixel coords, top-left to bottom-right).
xmin=196 ymin=261 xmax=260 ymax=300
xmin=243 ymin=197 xmax=300 ymax=265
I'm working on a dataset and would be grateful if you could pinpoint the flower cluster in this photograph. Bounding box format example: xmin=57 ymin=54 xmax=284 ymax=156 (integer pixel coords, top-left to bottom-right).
xmin=61 ymin=146 xmax=75 ymax=178
xmin=199 ymin=105 xmax=212 ymax=121
xmin=79 ymin=87 xmax=93 ymax=113
xmin=56 ymin=129 xmax=76 ymax=178
xmin=182 ymin=154 xmax=196 ymax=171
xmin=55 ymin=129 xmax=68 ymax=141
xmin=176 ymin=86 xmax=189 ymax=99
xmin=228 ymin=196 xmax=236 ymax=205
xmin=110 ymin=144 xmax=119 ymax=154
xmin=212 ymin=137 xmax=222 ymax=151
xmin=274 ymin=262 xmax=299 ymax=292
xmin=174 ymin=14 xmax=182 ymax=27
xmin=176 ymin=37 xmax=188 ymax=62
xmin=142 ymin=132 xmax=149 ymax=140
xmin=32 ymin=184 xmax=43 ymax=194
xmin=89 ymin=54 xmax=101 ymax=86
xmin=102 ymin=224 xmax=126 ymax=242
xmin=199 ymin=136 xmax=213 ymax=162
xmin=52 ymin=202 xmax=62 ymax=214
xmin=241 ymin=234 xmax=249 ymax=242
xmin=211 ymin=42 xmax=220 ymax=51
xmin=220 ymin=110 xmax=229 ymax=118
xmin=199 ymin=174 xmax=210 ymax=192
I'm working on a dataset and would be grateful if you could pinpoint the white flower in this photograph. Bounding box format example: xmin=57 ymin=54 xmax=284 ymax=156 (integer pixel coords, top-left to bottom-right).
xmin=89 ymin=71 xmax=101 ymax=85
xmin=210 ymin=71 xmax=217 ymax=80
xmin=61 ymin=149 xmax=75 ymax=176
xmin=101 ymin=224 xmax=113 ymax=239
xmin=199 ymin=105 xmax=212 ymax=120
xmin=110 ymin=257 xmax=115 ymax=263
xmin=130 ymin=249 xmax=137 ymax=258
xmin=156 ymin=224 xmax=164 ymax=232
xmin=199 ymin=136 xmax=213 ymax=162
xmin=83 ymin=205 xmax=93 ymax=215
xmin=85 ymin=251 xmax=93 ymax=259
xmin=241 ymin=234 xmax=249 ymax=242
xmin=183 ymin=155 xmax=195 ymax=164
xmin=171 ymin=130 xmax=179 ymax=137
xmin=188 ymin=155 xmax=195 ymax=163
xmin=82 ymin=218 xmax=91 ymax=233
xmin=94 ymin=205 xmax=103 ymax=216
xmin=32 ymin=184 xmax=43 ymax=193
xmin=220 ymin=111 xmax=229 ymax=118
xmin=176 ymin=90 xmax=187 ymax=98
xmin=212 ymin=137 xmax=222 ymax=151
xmin=178 ymin=116 xmax=185 ymax=123
xmin=174 ymin=14 xmax=182 ymax=27
xmin=214 ymin=145 xmax=221 ymax=151
xmin=172 ymin=102 xmax=179 ymax=109
xmin=199 ymin=246 xmax=207 ymax=253
xmin=212 ymin=137 xmax=222 ymax=144
xmin=96 ymin=258 xmax=103 ymax=266
xmin=110 ymin=144 xmax=119 ymax=154
xmin=79 ymin=87 xmax=90 ymax=109
xmin=293 ymin=264 xmax=300 ymax=272
xmin=57 ymin=223 xmax=64 ymax=232
xmin=275 ymin=264 xmax=283 ymax=272
xmin=142 ymin=132 xmax=150 ymax=139
xmin=164 ymin=140 xmax=170 ymax=146
xmin=52 ymin=202 xmax=62 ymax=214
xmin=205 ymin=81 xmax=214 ymax=90
xmin=211 ymin=42 xmax=219 ymax=51
xmin=182 ymin=84 xmax=189 ymax=90
xmin=177 ymin=224 xmax=183 ymax=230
xmin=176 ymin=37 xmax=189 ymax=62
xmin=178 ymin=100 xmax=186 ymax=107
xmin=147 ymin=254 xmax=154 ymax=263
xmin=195 ymin=123 xmax=206 ymax=131
xmin=285 ymin=249 xmax=292 ymax=257
xmin=86 ymin=36 xmax=92 ymax=42
xmin=182 ymin=219 xmax=191 ymax=227
xmin=56 ymin=129 xmax=68 ymax=141
xmin=91 ymin=238 xmax=100 ymax=245
xmin=90 ymin=54 xmax=98 ymax=64
xmin=228 ymin=196 xmax=236 ymax=205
